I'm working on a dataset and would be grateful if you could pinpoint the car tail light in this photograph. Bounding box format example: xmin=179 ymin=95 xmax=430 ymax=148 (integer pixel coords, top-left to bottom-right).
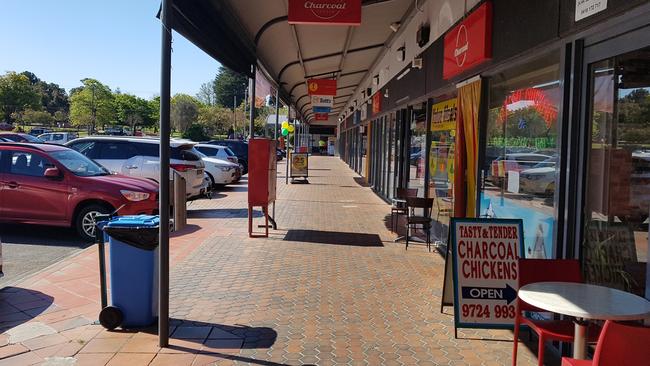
xmin=170 ymin=164 xmax=195 ymax=172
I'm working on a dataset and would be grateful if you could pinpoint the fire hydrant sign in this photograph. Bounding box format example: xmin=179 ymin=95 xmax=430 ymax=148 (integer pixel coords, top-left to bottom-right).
xmin=450 ymin=218 xmax=524 ymax=330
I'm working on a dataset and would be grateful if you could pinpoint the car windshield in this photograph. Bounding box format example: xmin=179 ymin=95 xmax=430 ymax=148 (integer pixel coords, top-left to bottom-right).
xmin=21 ymin=134 xmax=43 ymax=143
xmin=531 ymin=157 xmax=557 ymax=169
xmin=191 ymin=147 xmax=207 ymax=158
xmin=50 ymin=150 xmax=111 ymax=177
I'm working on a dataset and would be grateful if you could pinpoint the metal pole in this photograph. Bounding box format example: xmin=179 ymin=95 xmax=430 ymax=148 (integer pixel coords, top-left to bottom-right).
xmin=158 ymin=0 xmax=172 ymax=348
xmin=249 ymin=64 xmax=256 ymax=139
xmin=286 ymin=105 xmax=290 ymax=185
xmin=274 ymin=88 xmax=279 ymax=218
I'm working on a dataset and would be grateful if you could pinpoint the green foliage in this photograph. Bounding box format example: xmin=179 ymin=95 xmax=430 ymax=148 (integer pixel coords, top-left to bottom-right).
xmin=0 ymin=71 xmax=41 ymax=122
xmin=16 ymin=109 xmax=55 ymax=126
xmin=171 ymin=94 xmax=200 ymax=133
xmin=198 ymin=104 xmax=233 ymax=136
xmin=196 ymin=81 xmax=217 ymax=106
xmin=69 ymin=78 xmax=115 ymax=132
xmin=114 ymin=93 xmax=156 ymax=133
xmin=182 ymin=123 xmax=209 ymax=141
xmin=214 ymin=66 xmax=247 ymax=108
xmin=21 ymin=71 xmax=69 ymax=115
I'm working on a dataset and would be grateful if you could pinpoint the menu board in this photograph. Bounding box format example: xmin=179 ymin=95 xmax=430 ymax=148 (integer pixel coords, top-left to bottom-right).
xmin=449 ymin=218 xmax=524 ymax=330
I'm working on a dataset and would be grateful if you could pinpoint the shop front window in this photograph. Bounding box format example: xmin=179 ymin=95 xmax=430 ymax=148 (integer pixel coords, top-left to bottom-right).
xmin=583 ymin=47 xmax=650 ymax=298
xmin=409 ymin=104 xmax=427 ymax=197
xmin=480 ymin=51 xmax=561 ymax=259
xmin=429 ymin=98 xmax=457 ymax=243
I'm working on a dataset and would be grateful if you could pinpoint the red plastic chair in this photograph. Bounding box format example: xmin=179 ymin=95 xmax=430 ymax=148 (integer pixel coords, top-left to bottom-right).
xmin=562 ymin=320 xmax=650 ymax=366
xmin=512 ymin=259 xmax=601 ymax=366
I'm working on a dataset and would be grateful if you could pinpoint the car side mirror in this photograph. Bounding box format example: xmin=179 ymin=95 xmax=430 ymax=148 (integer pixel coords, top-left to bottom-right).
xmin=44 ymin=167 xmax=61 ymax=179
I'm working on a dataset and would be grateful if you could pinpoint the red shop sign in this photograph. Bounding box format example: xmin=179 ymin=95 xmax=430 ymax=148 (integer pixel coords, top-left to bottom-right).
xmin=288 ymin=0 xmax=361 ymax=26
xmin=443 ymin=1 xmax=492 ymax=79
xmin=307 ymin=79 xmax=337 ymax=96
xmin=372 ymin=92 xmax=381 ymax=115
xmin=314 ymin=113 xmax=329 ymax=121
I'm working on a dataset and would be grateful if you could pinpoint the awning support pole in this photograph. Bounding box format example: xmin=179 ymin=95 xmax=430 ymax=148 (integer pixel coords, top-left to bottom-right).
xmin=158 ymin=0 xmax=172 ymax=348
xmin=249 ymin=64 xmax=256 ymax=138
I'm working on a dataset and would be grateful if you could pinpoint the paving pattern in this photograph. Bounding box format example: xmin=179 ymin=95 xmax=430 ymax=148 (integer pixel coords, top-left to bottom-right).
xmin=0 ymin=156 xmax=555 ymax=365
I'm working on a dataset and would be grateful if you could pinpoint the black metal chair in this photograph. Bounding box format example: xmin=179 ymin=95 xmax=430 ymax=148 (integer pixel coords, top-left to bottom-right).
xmin=391 ymin=188 xmax=418 ymax=234
xmin=405 ymin=197 xmax=434 ymax=251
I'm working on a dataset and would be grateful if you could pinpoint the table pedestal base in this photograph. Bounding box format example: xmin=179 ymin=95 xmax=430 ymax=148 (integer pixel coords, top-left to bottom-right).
xmin=573 ymin=319 xmax=588 ymax=359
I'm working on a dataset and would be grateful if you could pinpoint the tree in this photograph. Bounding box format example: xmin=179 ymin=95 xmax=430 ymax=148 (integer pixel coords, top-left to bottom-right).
xmin=0 ymin=71 xmax=41 ymax=122
xmin=20 ymin=71 xmax=69 ymax=115
xmin=196 ymin=81 xmax=217 ymax=106
xmin=115 ymin=93 xmax=155 ymax=134
xmin=16 ymin=109 xmax=55 ymax=126
xmin=182 ymin=123 xmax=209 ymax=141
xmin=213 ymin=66 xmax=247 ymax=108
xmin=69 ymin=78 xmax=115 ymax=133
xmin=148 ymin=96 xmax=160 ymax=131
xmin=198 ymin=104 xmax=233 ymax=136
xmin=171 ymin=94 xmax=199 ymax=133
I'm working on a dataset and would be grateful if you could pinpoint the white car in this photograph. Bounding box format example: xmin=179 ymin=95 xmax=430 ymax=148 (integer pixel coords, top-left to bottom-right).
xmin=519 ymin=157 xmax=558 ymax=195
xmin=195 ymin=144 xmax=239 ymax=165
xmin=65 ymin=136 xmax=209 ymax=199
xmin=192 ymin=148 xmax=241 ymax=187
xmin=38 ymin=132 xmax=78 ymax=145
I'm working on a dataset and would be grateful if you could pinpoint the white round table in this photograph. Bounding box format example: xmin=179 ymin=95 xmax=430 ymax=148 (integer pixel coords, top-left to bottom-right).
xmin=518 ymin=282 xmax=650 ymax=359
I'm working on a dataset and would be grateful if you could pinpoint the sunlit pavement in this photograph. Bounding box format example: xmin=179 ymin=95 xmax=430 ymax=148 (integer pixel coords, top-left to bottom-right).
xmin=0 ymin=156 xmax=551 ymax=365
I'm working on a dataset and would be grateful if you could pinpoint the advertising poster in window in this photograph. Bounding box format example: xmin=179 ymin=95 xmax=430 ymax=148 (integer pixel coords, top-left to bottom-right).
xmin=431 ymin=99 xmax=457 ymax=132
xmin=450 ymin=218 xmax=524 ymax=330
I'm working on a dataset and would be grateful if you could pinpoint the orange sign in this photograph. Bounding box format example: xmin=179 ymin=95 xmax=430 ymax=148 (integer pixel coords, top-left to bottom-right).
xmin=307 ymin=79 xmax=337 ymax=96
xmin=372 ymin=92 xmax=382 ymax=115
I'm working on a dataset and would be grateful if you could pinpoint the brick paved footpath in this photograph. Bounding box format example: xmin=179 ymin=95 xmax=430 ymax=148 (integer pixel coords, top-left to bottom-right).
xmin=0 ymin=156 xmax=553 ymax=365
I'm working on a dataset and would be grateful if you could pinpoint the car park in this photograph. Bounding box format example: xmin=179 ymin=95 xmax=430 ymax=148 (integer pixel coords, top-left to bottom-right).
xmin=192 ymin=148 xmax=240 ymax=187
xmin=0 ymin=132 xmax=44 ymax=143
xmin=0 ymin=142 xmax=158 ymax=241
xmin=38 ymin=132 xmax=78 ymax=145
xmin=206 ymin=139 xmax=249 ymax=174
xmin=66 ymin=137 xmax=209 ymax=199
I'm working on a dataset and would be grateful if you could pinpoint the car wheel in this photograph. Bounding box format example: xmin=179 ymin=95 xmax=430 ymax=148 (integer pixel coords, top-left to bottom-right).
xmin=205 ymin=172 xmax=216 ymax=188
xmin=76 ymin=204 xmax=112 ymax=241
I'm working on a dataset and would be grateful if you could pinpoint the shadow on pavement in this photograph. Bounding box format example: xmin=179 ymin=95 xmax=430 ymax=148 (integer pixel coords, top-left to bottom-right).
xmin=187 ymin=208 xmax=262 ymax=219
xmin=0 ymin=223 xmax=87 ymax=248
xmin=284 ymin=229 xmax=384 ymax=247
xmin=0 ymin=287 xmax=54 ymax=332
xmin=170 ymin=224 xmax=202 ymax=237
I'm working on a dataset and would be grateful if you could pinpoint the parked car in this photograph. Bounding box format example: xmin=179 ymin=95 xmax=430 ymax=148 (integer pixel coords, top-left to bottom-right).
xmin=0 ymin=132 xmax=44 ymax=143
xmin=38 ymin=132 xmax=78 ymax=145
xmin=192 ymin=148 xmax=241 ymax=187
xmin=29 ymin=127 xmax=53 ymax=136
xmin=104 ymin=127 xmax=127 ymax=136
xmin=195 ymin=144 xmax=239 ymax=165
xmin=0 ymin=142 xmax=158 ymax=241
xmin=206 ymin=139 xmax=249 ymax=174
xmin=519 ymin=157 xmax=558 ymax=195
xmin=0 ymin=137 xmax=12 ymax=142
xmin=65 ymin=137 xmax=209 ymax=199
xmin=488 ymin=153 xmax=553 ymax=186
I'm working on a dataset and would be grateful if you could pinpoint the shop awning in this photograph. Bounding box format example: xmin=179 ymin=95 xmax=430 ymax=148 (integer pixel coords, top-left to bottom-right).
xmin=163 ymin=0 xmax=414 ymax=125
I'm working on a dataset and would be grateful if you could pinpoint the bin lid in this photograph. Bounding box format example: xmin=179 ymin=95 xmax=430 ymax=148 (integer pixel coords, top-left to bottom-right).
xmin=105 ymin=215 xmax=160 ymax=228
xmin=103 ymin=215 xmax=160 ymax=251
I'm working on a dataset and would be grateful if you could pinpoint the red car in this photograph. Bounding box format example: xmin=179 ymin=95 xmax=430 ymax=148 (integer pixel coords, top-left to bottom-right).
xmin=0 ymin=142 xmax=158 ymax=241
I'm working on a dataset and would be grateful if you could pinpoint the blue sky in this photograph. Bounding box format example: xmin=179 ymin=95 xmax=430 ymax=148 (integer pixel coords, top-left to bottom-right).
xmin=1 ymin=0 xmax=221 ymax=99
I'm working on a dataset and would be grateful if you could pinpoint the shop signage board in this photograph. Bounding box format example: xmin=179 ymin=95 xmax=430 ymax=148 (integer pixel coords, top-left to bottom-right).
xmin=307 ymin=79 xmax=337 ymax=96
xmin=443 ymin=2 xmax=492 ymax=79
xmin=312 ymin=95 xmax=334 ymax=109
xmin=583 ymin=221 xmax=637 ymax=290
xmin=288 ymin=0 xmax=361 ymax=26
xmin=441 ymin=218 xmax=524 ymax=334
xmin=372 ymin=92 xmax=381 ymax=115
xmin=314 ymin=113 xmax=329 ymax=121
xmin=575 ymin=0 xmax=607 ymax=21
xmin=431 ymin=99 xmax=457 ymax=132
xmin=290 ymin=153 xmax=309 ymax=178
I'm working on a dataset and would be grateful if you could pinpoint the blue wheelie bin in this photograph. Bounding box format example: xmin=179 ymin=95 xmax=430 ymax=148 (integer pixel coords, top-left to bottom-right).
xmin=99 ymin=215 xmax=159 ymax=329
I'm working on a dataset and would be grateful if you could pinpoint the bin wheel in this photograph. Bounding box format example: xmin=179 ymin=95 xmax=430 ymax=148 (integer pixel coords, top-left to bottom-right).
xmin=99 ymin=306 xmax=123 ymax=330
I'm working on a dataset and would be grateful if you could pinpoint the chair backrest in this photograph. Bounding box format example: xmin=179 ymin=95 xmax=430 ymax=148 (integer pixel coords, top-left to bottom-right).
xmin=593 ymin=320 xmax=650 ymax=365
xmin=518 ymin=259 xmax=582 ymax=312
xmin=406 ymin=197 xmax=434 ymax=218
xmin=396 ymin=188 xmax=418 ymax=199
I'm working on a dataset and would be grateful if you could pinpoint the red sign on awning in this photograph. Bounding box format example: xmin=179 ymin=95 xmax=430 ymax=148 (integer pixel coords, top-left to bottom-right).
xmin=289 ymin=0 xmax=361 ymax=26
xmin=307 ymin=79 xmax=337 ymax=96
xmin=372 ymin=92 xmax=381 ymax=115
xmin=314 ymin=113 xmax=329 ymax=121
xmin=443 ymin=2 xmax=492 ymax=79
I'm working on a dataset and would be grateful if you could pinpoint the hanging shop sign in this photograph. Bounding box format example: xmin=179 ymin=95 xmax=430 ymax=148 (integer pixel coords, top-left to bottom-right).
xmin=360 ymin=104 xmax=367 ymax=121
xmin=288 ymin=0 xmax=361 ymax=26
xmin=307 ymin=79 xmax=337 ymax=96
xmin=431 ymin=99 xmax=457 ymax=132
xmin=290 ymin=153 xmax=309 ymax=178
xmin=314 ymin=113 xmax=329 ymax=121
xmin=575 ymin=0 xmax=607 ymax=21
xmin=372 ymin=92 xmax=382 ymax=115
xmin=312 ymin=95 xmax=334 ymax=109
xmin=441 ymin=218 xmax=524 ymax=334
xmin=443 ymin=1 xmax=492 ymax=80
